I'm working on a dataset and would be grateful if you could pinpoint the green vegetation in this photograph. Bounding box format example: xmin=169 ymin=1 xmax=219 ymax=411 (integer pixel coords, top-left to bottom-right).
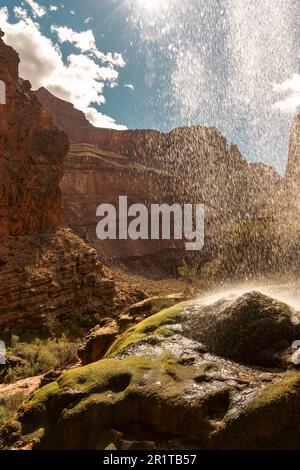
xmin=4 ymin=335 xmax=80 ymax=383
xmin=105 ymin=302 xmax=189 ymax=357
xmin=23 ymin=265 xmax=35 ymax=278
xmin=9 ymin=354 xmax=198 ymax=449
xmin=0 ymin=392 xmax=25 ymax=429
xmin=178 ymin=261 xmax=199 ymax=294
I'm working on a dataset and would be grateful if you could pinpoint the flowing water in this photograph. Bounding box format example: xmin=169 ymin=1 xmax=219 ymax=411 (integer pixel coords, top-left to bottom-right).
xmin=129 ymin=0 xmax=300 ymax=173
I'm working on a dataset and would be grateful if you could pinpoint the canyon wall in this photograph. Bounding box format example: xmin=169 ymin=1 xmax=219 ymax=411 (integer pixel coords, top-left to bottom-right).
xmin=36 ymin=87 xmax=282 ymax=267
xmin=0 ymin=31 xmax=115 ymax=330
xmin=62 ymin=143 xmax=189 ymax=266
xmin=0 ymin=36 xmax=68 ymax=237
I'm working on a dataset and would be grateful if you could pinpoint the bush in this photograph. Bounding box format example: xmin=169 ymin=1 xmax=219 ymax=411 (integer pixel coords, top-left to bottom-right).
xmin=178 ymin=261 xmax=198 ymax=294
xmin=0 ymin=392 xmax=25 ymax=429
xmin=23 ymin=265 xmax=34 ymax=279
xmin=4 ymin=335 xmax=80 ymax=384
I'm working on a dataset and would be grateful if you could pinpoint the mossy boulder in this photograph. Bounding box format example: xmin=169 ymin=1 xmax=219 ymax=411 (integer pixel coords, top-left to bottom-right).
xmin=106 ymin=301 xmax=189 ymax=358
xmin=128 ymin=294 xmax=185 ymax=317
xmin=184 ymin=291 xmax=300 ymax=366
xmin=2 ymin=291 xmax=300 ymax=450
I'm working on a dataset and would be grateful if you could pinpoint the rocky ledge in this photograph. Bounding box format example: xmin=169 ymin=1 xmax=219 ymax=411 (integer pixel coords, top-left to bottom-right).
xmin=0 ymin=229 xmax=115 ymax=331
xmin=2 ymin=291 xmax=300 ymax=450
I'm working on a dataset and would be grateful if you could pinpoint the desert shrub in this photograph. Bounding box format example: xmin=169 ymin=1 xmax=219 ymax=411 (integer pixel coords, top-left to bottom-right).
xmin=178 ymin=261 xmax=199 ymax=294
xmin=23 ymin=265 xmax=34 ymax=278
xmin=0 ymin=392 xmax=25 ymax=429
xmin=4 ymin=335 xmax=80 ymax=384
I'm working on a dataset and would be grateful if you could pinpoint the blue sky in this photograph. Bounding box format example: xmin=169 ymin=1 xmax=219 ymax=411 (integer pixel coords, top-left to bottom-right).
xmin=1 ymin=0 xmax=300 ymax=173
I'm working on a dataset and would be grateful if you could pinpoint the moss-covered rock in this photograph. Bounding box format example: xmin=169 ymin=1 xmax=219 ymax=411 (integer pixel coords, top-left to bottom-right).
xmin=184 ymin=291 xmax=300 ymax=366
xmin=214 ymin=371 xmax=300 ymax=449
xmin=106 ymin=302 xmax=189 ymax=358
xmin=2 ymin=291 xmax=300 ymax=450
xmin=128 ymin=294 xmax=186 ymax=317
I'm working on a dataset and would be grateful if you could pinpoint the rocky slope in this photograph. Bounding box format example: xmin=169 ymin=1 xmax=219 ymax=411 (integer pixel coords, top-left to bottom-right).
xmin=0 ymin=31 xmax=116 ymax=330
xmin=2 ymin=291 xmax=300 ymax=450
xmin=0 ymin=229 xmax=115 ymax=331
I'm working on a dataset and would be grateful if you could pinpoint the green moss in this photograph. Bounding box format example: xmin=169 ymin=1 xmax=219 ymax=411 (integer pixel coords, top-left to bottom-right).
xmin=21 ymin=381 xmax=59 ymax=416
xmin=249 ymin=372 xmax=300 ymax=411
xmin=106 ymin=302 xmax=190 ymax=358
xmin=215 ymin=372 xmax=300 ymax=449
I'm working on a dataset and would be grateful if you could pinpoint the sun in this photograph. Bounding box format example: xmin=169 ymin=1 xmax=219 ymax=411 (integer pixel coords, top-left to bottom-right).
xmin=135 ymin=0 xmax=164 ymax=13
xmin=145 ymin=0 xmax=162 ymax=10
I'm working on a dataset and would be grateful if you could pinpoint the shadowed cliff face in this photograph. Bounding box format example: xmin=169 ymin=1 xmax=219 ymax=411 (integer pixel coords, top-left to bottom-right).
xmin=0 ymin=37 xmax=69 ymax=237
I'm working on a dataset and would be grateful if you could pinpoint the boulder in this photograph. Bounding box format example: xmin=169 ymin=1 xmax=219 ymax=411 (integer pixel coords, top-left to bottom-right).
xmin=184 ymin=291 xmax=300 ymax=366
xmin=3 ymin=292 xmax=300 ymax=450
xmin=78 ymin=320 xmax=120 ymax=365
xmin=128 ymin=294 xmax=185 ymax=317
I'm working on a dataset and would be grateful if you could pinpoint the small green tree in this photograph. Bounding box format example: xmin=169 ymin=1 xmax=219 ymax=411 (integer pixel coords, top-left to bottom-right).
xmin=178 ymin=261 xmax=198 ymax=296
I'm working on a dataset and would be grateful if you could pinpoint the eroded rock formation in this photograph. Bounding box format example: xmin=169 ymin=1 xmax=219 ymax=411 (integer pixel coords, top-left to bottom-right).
xmin=0 ymin=37 xmax=68 ymax=237
xmin=62 ymin=142 xmax=188 ymax=264
xmin=0 ymin=32 xmax=116 ymax=330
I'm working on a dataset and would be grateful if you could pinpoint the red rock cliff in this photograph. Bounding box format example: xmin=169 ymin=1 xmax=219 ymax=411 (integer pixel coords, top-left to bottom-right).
xmin=0 ymin=32 xmax=116 ymax=330
xmin=0 ymin=35 xmax=68 ymax=237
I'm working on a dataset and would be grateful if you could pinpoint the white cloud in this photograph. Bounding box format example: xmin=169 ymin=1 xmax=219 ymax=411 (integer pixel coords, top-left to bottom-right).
xmin=13 ymin=7 xmax=28 ymax=20
xmin=85 ymin=107 xmax=127 ymax=129
xmin=51 ymin=25 xmax=126 ymax=67
xmin=50 ymin=5 xmax=58 ymax=11
xmin=51 ymin=25 xmax=95 ymax=52
xmin=124 ymin=83 xmax=134 ymax=90
xmin=0 ymin=7 xmax=127 ymax=130
xmin=24 ymin=0 xmax=46 ymax=18
xmin=273 ymin=74 xmax=300 ymax=114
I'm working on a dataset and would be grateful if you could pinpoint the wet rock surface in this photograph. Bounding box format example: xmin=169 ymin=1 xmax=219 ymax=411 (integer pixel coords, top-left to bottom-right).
xmin=3 ymin=291 xmax=300 ymax=450
xmin=184 ymin=291 xmax=300 ymax=366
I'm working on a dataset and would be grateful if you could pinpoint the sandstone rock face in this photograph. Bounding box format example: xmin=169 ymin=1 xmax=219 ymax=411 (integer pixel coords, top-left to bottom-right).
xmin=78 ymin=319 xmax=120 ymax=365
xmin=61 ymin=143 xmax=188 ymax=264
xmin=36 ymin=89 xmax=280 ymax=219
xmin=0 ymin=33 xmax=117 ymax=330
xmin=0 ymin=36 xmax=68 ymax=237
xmin=4 ymin=292 xmax=300 ymax=450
